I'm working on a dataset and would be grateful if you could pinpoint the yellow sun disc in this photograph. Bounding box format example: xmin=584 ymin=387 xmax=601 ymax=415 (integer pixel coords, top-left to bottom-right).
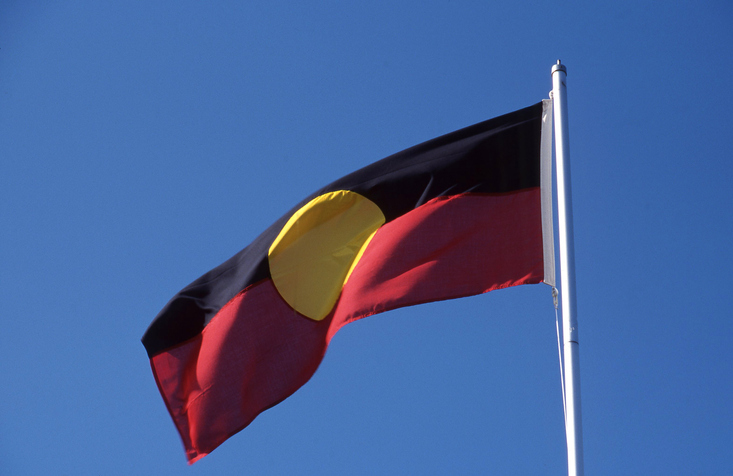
xmin=268 ymin=190 xmax=386 ymax=321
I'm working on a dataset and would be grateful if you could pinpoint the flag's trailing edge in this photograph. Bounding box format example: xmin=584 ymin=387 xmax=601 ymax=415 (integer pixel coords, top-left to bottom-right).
xmin=142 ymin=100 xmax=555 ymax=463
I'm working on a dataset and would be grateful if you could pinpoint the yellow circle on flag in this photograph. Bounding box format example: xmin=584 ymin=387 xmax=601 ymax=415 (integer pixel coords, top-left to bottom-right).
xmin=268 ymin=190 xmax=386 ymax=321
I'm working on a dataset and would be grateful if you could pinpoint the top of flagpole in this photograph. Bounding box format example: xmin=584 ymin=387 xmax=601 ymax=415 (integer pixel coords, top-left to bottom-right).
xmin=552 ymin=59 xmax=567 ymax=75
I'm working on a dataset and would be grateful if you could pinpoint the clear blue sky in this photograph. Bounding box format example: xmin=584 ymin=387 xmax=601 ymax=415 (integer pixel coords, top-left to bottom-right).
xmin=2 ymin=1 xmax=732 ymax=474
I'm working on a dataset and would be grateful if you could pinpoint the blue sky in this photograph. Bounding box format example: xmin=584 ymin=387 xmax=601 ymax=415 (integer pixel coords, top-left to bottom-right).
xmin=2 ymin=1 xmax=732 ymax=474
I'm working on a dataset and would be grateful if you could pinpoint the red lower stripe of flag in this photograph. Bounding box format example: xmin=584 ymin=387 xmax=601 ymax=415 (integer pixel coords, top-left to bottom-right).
xmin=151 ymin=189 xmax=543 ymax=462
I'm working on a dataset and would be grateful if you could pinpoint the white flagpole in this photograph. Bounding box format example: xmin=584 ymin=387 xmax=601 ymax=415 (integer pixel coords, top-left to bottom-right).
xmin=551 ymin=60 xmax=584 ymax=476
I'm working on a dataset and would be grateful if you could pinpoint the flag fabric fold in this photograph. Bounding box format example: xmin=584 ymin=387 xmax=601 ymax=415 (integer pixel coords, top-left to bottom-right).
xmin=142 ymin=100 xmax=554 ymax=463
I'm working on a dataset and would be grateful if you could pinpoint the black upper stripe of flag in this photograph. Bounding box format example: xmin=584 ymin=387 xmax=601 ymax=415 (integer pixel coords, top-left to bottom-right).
xmin=142 ymin=102 xmax=544 ymax=358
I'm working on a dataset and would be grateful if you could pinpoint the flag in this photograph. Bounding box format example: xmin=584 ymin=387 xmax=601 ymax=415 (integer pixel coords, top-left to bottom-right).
xmin=142 ymin=100 xmax=555 ymax=463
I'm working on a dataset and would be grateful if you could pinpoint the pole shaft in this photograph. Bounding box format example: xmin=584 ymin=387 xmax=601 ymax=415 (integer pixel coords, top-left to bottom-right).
xmin=551 ymin=61 xmax=584 ymax=476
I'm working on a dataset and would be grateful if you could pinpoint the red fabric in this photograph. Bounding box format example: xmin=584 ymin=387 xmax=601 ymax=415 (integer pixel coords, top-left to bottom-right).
xmin=150 ymin=189 xmax=544 ymax=462
xmin=151 ymin=280 xmax=329 ymax=463
xmin=329 ymin=189 xmax=544 ymax=338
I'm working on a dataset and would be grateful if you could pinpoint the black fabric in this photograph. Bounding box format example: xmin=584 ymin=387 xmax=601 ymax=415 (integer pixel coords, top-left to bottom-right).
xmin=142 ymin=102 xmax=543 ymax=358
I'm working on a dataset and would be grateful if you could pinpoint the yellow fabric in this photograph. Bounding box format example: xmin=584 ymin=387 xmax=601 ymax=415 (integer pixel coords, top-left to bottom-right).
xmin=268 ymin=190 xmax=385 ymax=321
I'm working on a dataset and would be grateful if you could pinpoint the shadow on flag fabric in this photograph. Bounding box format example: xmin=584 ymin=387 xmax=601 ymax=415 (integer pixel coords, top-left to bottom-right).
xmin=142 ymin=100 xmax=555 ymax=463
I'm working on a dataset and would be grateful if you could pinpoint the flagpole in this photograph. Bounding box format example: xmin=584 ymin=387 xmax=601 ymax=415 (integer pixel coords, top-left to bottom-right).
xmin=551 ymin=60 xmax=584 ymax=476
